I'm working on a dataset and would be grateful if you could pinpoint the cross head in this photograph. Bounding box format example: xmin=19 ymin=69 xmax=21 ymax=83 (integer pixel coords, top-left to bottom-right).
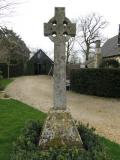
xmin=44 ymin=7 xmax=76 ymax=42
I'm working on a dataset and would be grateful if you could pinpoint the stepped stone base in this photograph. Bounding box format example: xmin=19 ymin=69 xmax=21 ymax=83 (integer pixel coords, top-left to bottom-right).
xmin=39 ymin=108 xmax=83 ymax=149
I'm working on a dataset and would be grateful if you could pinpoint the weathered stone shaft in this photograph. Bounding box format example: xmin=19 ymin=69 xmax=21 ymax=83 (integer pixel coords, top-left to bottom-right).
xmin=54 ymin=41 xmax=66 ymax=110
xmin=39 ymin=7 xmax=83 ymax=149
xmin=44 ymin=7 xmax=76 ymax=110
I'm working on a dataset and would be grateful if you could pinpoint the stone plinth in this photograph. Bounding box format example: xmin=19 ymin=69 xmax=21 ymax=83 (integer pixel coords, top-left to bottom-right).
xmin=39 ymin=109 xmax=83 ymax=149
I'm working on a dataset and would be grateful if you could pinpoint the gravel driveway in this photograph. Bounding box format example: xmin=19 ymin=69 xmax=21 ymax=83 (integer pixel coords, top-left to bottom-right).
xmin=5 ymin=75 xmax=120 ymax=144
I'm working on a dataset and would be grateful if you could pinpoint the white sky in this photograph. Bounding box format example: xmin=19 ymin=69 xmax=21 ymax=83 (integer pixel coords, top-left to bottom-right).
xmin=2 ymin=0 xmax=120 ymax=55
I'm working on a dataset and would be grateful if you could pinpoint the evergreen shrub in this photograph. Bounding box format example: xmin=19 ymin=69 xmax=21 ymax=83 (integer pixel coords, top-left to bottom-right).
xmin=11 ymin=120 xmax=111 ymax=160
xmin=70 ymin=68 xmax=120 ymax=97
xmin=99 ymin=59 xmax=119 ymax=68
xmin=0 ymin=71 xmax=4 ymax=90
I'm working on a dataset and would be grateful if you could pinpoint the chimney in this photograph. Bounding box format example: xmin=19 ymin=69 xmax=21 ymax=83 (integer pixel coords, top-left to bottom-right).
xmin=118 ymin=24 xmax=120 ymax=47
xmin=94 ymin=40 xmax=102 ymax=68
xmin=95 ymin=40 xmax=101 ymax=51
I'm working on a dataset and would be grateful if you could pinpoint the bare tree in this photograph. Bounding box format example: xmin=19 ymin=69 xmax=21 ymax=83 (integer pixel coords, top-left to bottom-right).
xmin=76 ymin=13 xmax=108 ymax=67
xmin=0 ymin=0 xmax=20 ymax=18
xmin=65 ymin=18 xmax=81 ymax=64
xmin=66 ymin=36 xmax=81 ymax=64
xmin=69 ymin=51 xmax=80 ymax=64
xmin=66 ymin=37 xmax=74 ymax=64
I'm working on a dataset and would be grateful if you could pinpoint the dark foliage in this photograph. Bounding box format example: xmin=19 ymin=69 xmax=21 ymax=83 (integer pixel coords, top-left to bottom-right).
xmin=77 ymin=123 xmax=109 ymax=160
xmin=70 ymin=68 xmax=120 ymax=97
xmin=99 ymin=59 xmax=119 ymax=68
xmin=0 ymin=27 xmax=30 ymax=78
xmin=0 ymin=27 xmax=30 ymax=64
xmin=0 ymin=63 xmax=24 ymax=78
xmin=0 ymin=70 xmax=4 ymax=90
xmin=11 ymin=120 xmax=111 ymax=160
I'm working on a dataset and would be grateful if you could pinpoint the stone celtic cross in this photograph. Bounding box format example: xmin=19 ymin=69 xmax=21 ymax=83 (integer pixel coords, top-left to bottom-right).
xmin=44 ymin=7 xmax=76 ymax=110
xmin=39 ymin=7 xmax=83 ymax=149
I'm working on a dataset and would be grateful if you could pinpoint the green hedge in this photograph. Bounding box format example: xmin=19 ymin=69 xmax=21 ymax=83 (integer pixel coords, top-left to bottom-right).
xmin=11 ymin=120 xmax=111 ymax=160
xmin=70 ymin=68 xmax=120 ymax=97
xmin=99 ymin=59 xmax=119 ymax=68
xmin=0 ymin=63 xmax=24 ymax=78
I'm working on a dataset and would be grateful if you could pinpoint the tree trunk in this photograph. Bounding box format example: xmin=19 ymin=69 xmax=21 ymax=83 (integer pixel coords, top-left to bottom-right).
xmin=66 ymin=42 xmax=70 ymax=64
xmin=23 ymin=62 xmax=27 ymax=75
xmin=7 ymin=64 xmax=10 ymax=79
xmin=85 ymin=45 xmax=90 ymax=68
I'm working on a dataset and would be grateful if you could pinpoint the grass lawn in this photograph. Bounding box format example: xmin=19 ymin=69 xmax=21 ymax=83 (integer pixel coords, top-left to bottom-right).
xmin=0 ymin=78 xmax=13 ymax=90
xmin=0 ymin=99 xmax=46 ymax=160
xmin=0 ymin=99 xmax=120 ymax=160
xmin=102 ymin=137 xmax=120 ymax=160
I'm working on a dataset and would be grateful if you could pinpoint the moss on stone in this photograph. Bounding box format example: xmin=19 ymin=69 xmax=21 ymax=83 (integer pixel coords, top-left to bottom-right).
xmin=39 ymin=109 xmax=83 ymax=149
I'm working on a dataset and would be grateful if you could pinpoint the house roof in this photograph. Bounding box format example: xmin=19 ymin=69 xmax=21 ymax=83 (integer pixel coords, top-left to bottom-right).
xmin=29 ymin=49 xmax=53 ymax=64
xmin=101 ymin=35 xmax=120 ymax=58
